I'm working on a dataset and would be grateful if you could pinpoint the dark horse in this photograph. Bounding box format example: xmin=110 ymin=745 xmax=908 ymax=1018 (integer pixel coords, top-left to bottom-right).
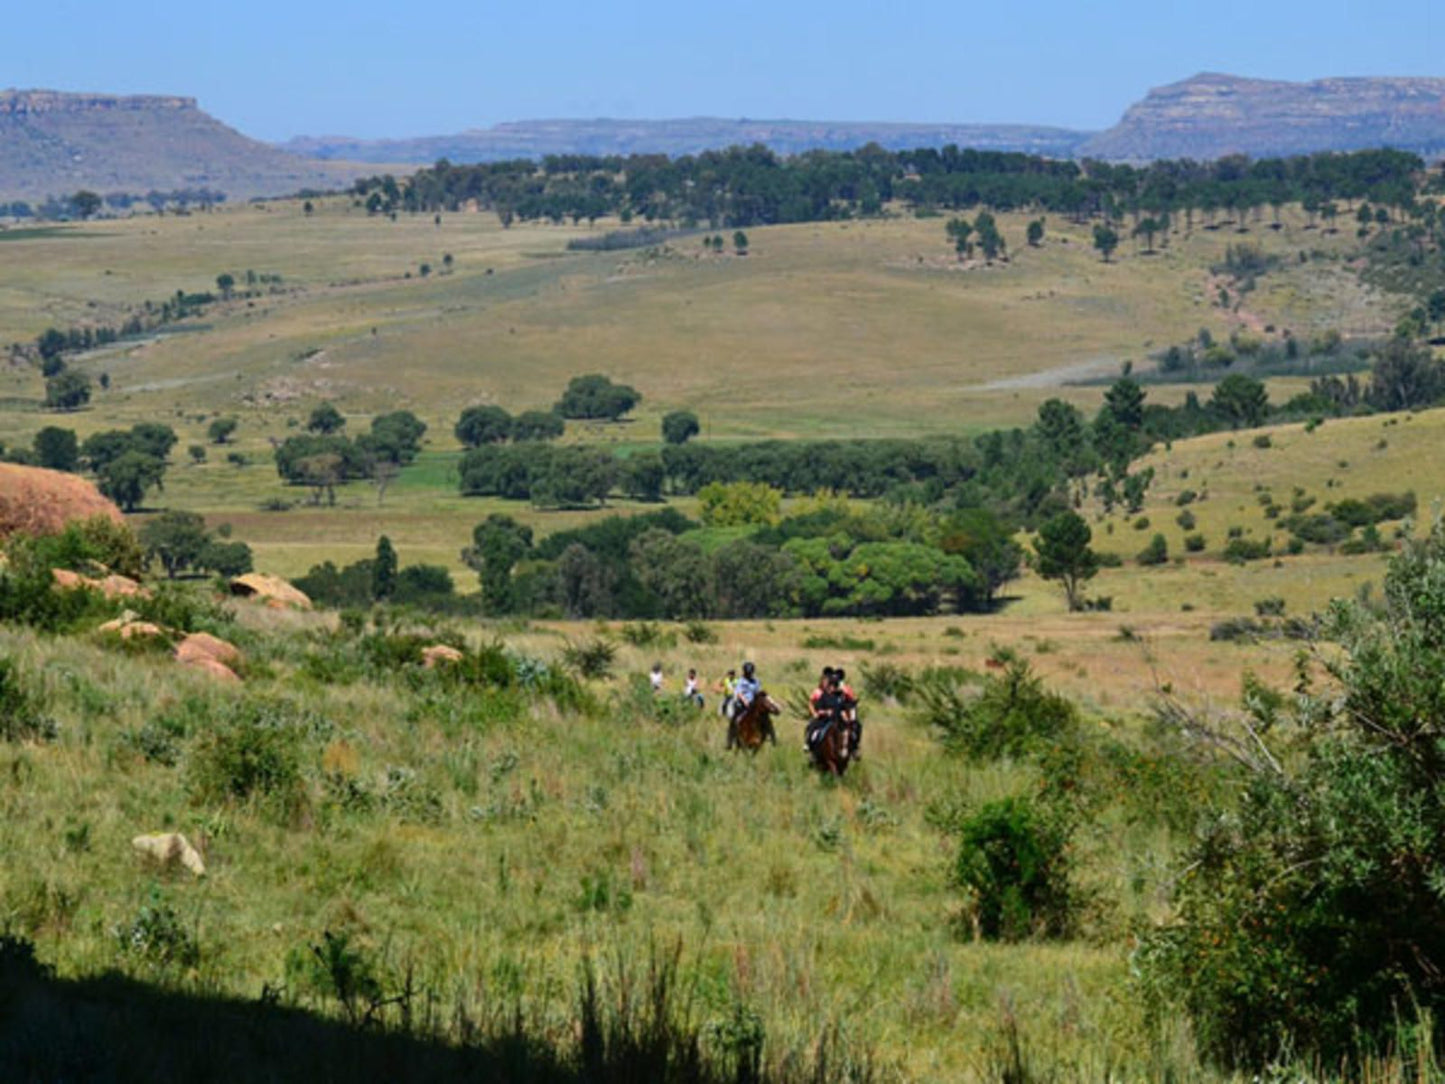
xmin=807 ymin=699 xmax=857 ymax=777
xmin=728 ymin=691 xmax=780 ymax=752
xmin=809 ymin=716 xmax=849 ymax=774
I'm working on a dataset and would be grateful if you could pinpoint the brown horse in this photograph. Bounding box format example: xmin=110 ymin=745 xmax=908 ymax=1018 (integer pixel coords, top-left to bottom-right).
xmin=728 ymin=691 xmax=780 ymax=752
xmin=807 ymin=714 xmax=852 ymax=776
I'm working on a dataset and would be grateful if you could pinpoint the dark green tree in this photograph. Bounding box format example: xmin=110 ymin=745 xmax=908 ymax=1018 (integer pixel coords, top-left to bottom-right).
xmin=372 ymin=536 xmax=398 ymax=601
xmin=1033 ymin=511 xmax=1099 ymax=611
xmin=216 ymin=273 xmax=236 ymax=298
xmin=207 ymin=416 xmax=239 ymax=444
xmin=1367 ymin=337 xmax=1445 ymax=411
xmin=97 ymin=451 xmax=164 ymax=512
xmin=45 ymin=370 xmax=91 ymax=412
xmin=622 ymin=451 xmax=665 ymax=502
xmin=71 ymin=191 xmax=102 ymax=219
xmin=1026 ymin=219 xmax=1045 ymax=247
xmin=463 ymin=514 xmax=534 ymax=613
xmin=32 ymin=427 xmax=79 ymax=472
xmin=1092 ymin=224 xmax=1119 ymax=263
xmin=140 ymin=510 xmax=210 ymax=578
xmin=455 ymin=405 xmax=513 ymax=447
xmin=661 ymin=410 xmax=700 ymax=445
xmin=732 ymin=230 xmax=749 ymax=255
xmin=510 ymin=410 xmax=564 ymax=441
xmin=306 ymin=402 xmax=346 ymax=434
xmin=1210 ymin=374 xmax=1270 ymax=428
xmin=554 ymin=374 xmax=641 ymax=421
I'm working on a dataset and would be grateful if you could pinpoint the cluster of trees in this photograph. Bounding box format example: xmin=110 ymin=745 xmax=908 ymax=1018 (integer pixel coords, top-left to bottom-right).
xmin=294 ymin=536 xmax=456 ymax=610
xmin=353 ymin=147 xmax=1421 ymax=231
xmin=20 ymin=287 xmax=218 ymax=379
xmin=458 ymin=496 xmax=1022 ymax=620
xmin=139 ymin=511 xmax=252 ymax=578
xmin=1 ymin=422 xmax=178 ymax=512
xmin=273 ymin=404 xmax=427 ymax=504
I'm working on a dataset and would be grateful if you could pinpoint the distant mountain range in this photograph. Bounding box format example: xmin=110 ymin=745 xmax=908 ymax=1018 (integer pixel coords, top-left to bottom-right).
xmin=4 ymin=73 xmax=1445 ymax=203
xmin=280 ymin=118 xmax=1091 ymax=164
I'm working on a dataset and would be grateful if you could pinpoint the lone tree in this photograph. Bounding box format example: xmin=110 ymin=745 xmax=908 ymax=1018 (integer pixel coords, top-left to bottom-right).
xmin=554 ymin=374 xmax=641 ymax=421
xmin=732 ymin=230 xmax=749 ymax=255
xmin=1092 ymin=224 xmax=1119 ymax=263
xmin=140 ymin=510 xmax=210 ymax=579
xmin=45 ymin=370 xmax=91 ymax=412
xmin=306 ymin=402 xmax=346 ymax=434
xmin=216 ymin=273 xmax=236 ymax=299
xmin=661 ymin=410 xmax=700 ymax=445
xmin=207 ymin=416 xmax=239 ymax=444
xmin=1034 ymin=511 xmax=1099 ymax=611
xmin=32 ymin=427 xmax=79 ymax=472
xmin=71 ymin=191 xmax=102 ymax=219
xmin=1026 ymin=219 xmax=1045 ymax=247
xmin=945 ymin=217 xmax=974 ymax=259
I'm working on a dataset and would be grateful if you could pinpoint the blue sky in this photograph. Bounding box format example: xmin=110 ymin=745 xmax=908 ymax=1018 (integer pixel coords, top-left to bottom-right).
xmin=5 ymin=0 xmax=1442 ymax=140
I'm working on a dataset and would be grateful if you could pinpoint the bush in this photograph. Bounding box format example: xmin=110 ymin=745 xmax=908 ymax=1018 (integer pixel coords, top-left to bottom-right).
xmin=917 ymin=660 xmax=1076 ymax=760
xmin=187 ymin=702 xmax=306 ymax=816
xmin=1175 ymin=509 xmax=1197 ymax=530
xmin=952 ymin=796 xmax=1077 ymax=941
xmin=561 ymin=638 xmax=617 ymax=679
xmin=1253 ymin=597 xmax=1286 ymax=617
xmin=1222 ymin=537 xmax=1270 ymax=564
xmin=859 ymin=661 xmax=915 ymax=702
xmin=1137 ymin=533 xmax=1168 ymax=566
xmin=1144 ymin=521 xmax=1445 ymax=1068
xmin=114 ymin=889 xmax=200 ymax=970
xmin=0 ymin=657 xmax=55 ymax=743
xmin=1184 ymin=533 xmax=1207 ymax=553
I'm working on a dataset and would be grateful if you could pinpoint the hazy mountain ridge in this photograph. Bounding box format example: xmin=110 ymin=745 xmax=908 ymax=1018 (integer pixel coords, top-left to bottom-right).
xmin=280 ymin=117 xmax=1093 ymax=164
xmin=1079 ymin=72 xmax=1445 ymax=160
xmin=0 ymin=89 xmax=363 ymax=202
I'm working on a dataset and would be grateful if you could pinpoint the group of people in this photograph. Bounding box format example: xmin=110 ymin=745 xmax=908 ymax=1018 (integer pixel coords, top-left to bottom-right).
xmin=648 ymin=659 xmax=863 ymax=761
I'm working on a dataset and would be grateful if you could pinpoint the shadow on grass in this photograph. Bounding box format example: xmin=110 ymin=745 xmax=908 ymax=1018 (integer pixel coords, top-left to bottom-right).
xmin=0 ymin=937 xmax=873 ymax=1084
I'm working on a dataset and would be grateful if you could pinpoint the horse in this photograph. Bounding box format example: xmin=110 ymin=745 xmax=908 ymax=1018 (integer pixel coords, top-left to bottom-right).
xmin=728 ymin=691 xmax=780 ymax=752
xmin=807 ymin=713 xmax=852 ymax=776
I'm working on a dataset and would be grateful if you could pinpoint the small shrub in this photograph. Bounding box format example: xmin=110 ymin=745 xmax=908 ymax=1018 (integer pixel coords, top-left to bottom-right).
xmin=187 ymin=702 xmax=305 ymax=816
xmin=1137 ymin=534 xmax=1169 ymax=566
xmin=683 ymin=619 xmax=717 ymax=644
xmin=917 ymin=660 xmax=1076 ymax=761
xmin=1223 ymin=537 xmax=1270 ymax=564
xmin=859 ymin=661 xmax=914 ymax=702
xmin=561 ymin=638 xmax=617 ymax=680
xmin=1184 ymin=533 xmax=1207 ymax=553
xmin=1176 ymin=509 xmax=1197 ymax=530
xmin=1210 ymin=617 xmax=1265 ymax=642
xmin=1252 ymin=434 xmax=1273 ymax=449
xmin=619 ymin=621 xmax=675 ymax=649
xmin=114 ymin=889 xmax=200 ymax=970
xmin=1175 ymin=489 xmax=1198 ymax=507
xmin=1253 ymin=597 xmax=1286 ymax=617
xmin=953 ymin=796 xmax=1077 ymax=941
xmin=1133 ymin=516 xmax=1150 ymax=531
xmin=0 ymin=657 xmax=56 ymax=743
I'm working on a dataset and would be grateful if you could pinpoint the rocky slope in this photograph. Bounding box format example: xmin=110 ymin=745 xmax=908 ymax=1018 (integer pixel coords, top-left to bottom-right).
xmin=0 ymin=89 xmax=363 ymax=202
xmin=1080 ymin=72 xmax=1445 ymax=161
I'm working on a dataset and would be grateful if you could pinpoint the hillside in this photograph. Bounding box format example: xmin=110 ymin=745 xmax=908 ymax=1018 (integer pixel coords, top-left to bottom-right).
xmin=1080 ymin=72 xmax=1445 ymax=161
xmin=0 ymin=89 xmax=364 ymax=202
xmin=281 ymin=116 xmax=1092 ymax=165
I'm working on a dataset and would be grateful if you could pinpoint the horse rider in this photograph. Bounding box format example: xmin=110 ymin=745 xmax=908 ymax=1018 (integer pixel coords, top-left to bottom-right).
xmin=716 ymin=668 xmax=737 ymax=717
xmin=806 ymin=670 xmax=849 ymax=754
xmin=833 ymin=666 xmax=862 ymax=761
xmin=732 ymin=662 xmax=761 ymax=722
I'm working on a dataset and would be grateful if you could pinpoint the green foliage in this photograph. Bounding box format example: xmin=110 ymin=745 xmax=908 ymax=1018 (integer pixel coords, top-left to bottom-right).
xmin=1210 ymin=374 xmax=1269 ymax=428
xmin=1137 ymin=532 xmax=1168 ymax=566
xmin=96 ymin=450 xmax=165 ymax=512
xmin=371 ymin=536 xmax=398 ymax=601
xmin=0 ymin=656 xmax=56 ymax=743
xmin=560 ymin=638 xmax=617 ymax=679
xmin=1033 ymin=511 xmax=1098 ymax=611
xmin=1222 ymin=536 xmax=1271 ymax=564
xmin=696 ymin=481 xmax=782 ymax=527
xmin=32 ymin=426 xmax=78 ymax=472
xmin=661 ymin=410 xmax=700 ymax=445
xmin=306 ymin=402 xmax=346 ymax=434
xmin=187 ymin=701 xmax=306 ymax=817
xmin=952 ymin=796 xmax=1077 ymax=941
xmin=510 ymin=409 xmax=564 ymax=442
xmin=917 ymin=660 xmax=1076 ymax=760
xmin=553 ymin=373 xmax=641 ymax=421
xmin=140 ymin=510 xmax=208 ymax=579
xmin=1146 ymin=520 xmax=1445 ymax=1068
xmin=44 ymin=369 xmax=91 ymax=412
xmin=207 ymin=416 xmax=238 ymax=444
xmin=454 ymin=404 xmax=512 ymax=447
xmin=114 ymin=889 xmax=200 ymax=970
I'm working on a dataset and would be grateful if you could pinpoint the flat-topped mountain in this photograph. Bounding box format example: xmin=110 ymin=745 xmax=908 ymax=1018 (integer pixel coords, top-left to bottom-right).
xmin=279 ymin=117 xmax=1093 ymax=164
xmin=1080 ymin=72 xmax=1445 ymax=160
xmin=0 ymin=89 xmax=362 ymax=202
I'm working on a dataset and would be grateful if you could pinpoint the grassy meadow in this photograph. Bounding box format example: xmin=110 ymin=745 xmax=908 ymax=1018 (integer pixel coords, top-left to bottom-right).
xmin=2 ymin=194 xmax=1439 ymax=1079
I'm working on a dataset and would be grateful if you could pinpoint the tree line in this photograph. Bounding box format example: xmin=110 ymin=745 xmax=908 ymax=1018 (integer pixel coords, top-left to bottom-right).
xmin=352 ymin=146 xmax=1424 ymax=230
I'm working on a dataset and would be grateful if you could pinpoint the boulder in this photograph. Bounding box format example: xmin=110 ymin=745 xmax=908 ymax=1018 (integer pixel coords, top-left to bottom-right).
xmin=0 ymin=463 xmax=123 ymax=541
xmin=179 ymin=655 xmax=241 ymax=683
xmin=54 ymin=568 xmax=149 ymax=600
xmin=422 ymin=644 xmax=465 ymax=669
xmin=175 ymin=631 xmax=242 ymax=668
xmin=229 ymin=573 xmax=311 ymax=610
xmin=131 ymin=832 xmax=206 ymax=877
xmin=97 ymin=614 xmax=166 ymax=641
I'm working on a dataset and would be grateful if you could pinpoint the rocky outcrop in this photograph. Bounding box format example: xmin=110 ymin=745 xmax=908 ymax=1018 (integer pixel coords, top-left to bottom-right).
xmin=229 ymin=573 xmax=311 ymax=610
xmin=0 ymin=464 xmax=123 ymax=541
xmin=132 ymin=832 xmax=206 ymax=876
xmin=1082 ymin=72 xmax=1445 ymax=161
xmin=0 ymin=88 xmax=363 ymax=201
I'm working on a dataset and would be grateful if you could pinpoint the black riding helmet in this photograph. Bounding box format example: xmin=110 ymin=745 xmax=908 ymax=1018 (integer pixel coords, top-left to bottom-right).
xmin=742 ymin=661 xmax=756 ymax=678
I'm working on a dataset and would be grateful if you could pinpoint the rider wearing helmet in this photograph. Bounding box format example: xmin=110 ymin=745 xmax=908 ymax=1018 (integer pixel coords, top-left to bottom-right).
xmin=733 ymin=661 xmax=760 ymax=719
xmin=833 ymin=666 xmax=862 ymax=761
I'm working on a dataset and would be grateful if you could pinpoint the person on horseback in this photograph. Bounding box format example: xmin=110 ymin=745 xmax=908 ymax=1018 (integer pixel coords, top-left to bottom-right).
xmin=833 ymin=666 xmax=862 ymax=761
xmin=806 ymin=670 xmax=848 ymax=755
xmin=732 ymin=661 xmax=760 ymax=722
xmin=716 ymin=669 xmax=737 ymax=717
